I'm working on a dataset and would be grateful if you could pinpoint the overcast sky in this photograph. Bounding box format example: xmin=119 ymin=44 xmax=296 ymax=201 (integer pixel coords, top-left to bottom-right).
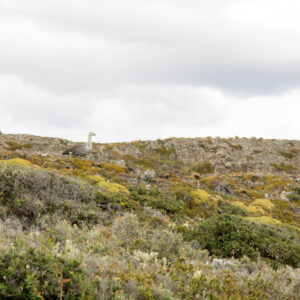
xmin=0 ymin=0 xmax=299 ymax=142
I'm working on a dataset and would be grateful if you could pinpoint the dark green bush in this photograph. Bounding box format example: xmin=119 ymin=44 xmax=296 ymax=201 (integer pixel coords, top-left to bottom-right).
xmin=0 ymin=242 xmax=96 ymax=299
xmin=288 ymin=187 xmax=300 ymax=202
xmin=218 ymin=201 xmax=249 ymax=217
xmin=185 ymin=214 xmax=300 ymax=267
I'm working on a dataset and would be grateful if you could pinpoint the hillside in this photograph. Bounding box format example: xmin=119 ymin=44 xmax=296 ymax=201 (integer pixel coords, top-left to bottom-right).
xmin=0 ymin=132 xmax=299 ymax=299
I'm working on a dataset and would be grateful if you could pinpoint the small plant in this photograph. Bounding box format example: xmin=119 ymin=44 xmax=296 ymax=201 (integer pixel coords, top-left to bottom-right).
xmin=290 ymin=147 xmax=300 ymax=153
xmin=192 ymin=161 xmax=214 ymax=174
xmin=6 ymin=141 xmax=33 ymax=151
xmin=0 ymin=242 xmax=94 ymax=299
xmin=278 ymin=150 xmax=295 ymax=159
xmin=198 ymin=142 xmax=207 ymax=150
xmin=185 ymin=214 xmax=300 ymax=267
xmin=288 ymin=187 xmax=300 ymax=202
xmin=225 ymin=141 xmax=243 ymax=150
xmin=271 ymin=163 xmax=297 ymax=173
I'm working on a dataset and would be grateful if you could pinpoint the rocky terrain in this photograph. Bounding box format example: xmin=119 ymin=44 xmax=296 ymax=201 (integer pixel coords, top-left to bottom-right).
xmin=1 ymin=132 xmax=299 ymax=175
xmin=0 ymin=132 xmax=299 ymax=299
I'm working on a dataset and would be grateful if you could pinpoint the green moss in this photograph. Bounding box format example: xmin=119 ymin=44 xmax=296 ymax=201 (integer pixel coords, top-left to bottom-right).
xmin=88 ymin=175 xmax=106 ymax=184
xmin=251 ymin=199 xmax=275 ymax=210
xmin=190 ymin=189 xmax=214 ymax=205
xmin=231 ymin=201 xmax=248 ymax=210
xmin=246 ymin=205 xmax=265 ymax=215
xmin=175 ymin=187 xmax=218 ymax=218
xmin=97 ymin=181 xmax=129 ymax=198
xmin=0 ymin=158 xmax=34 ymax=168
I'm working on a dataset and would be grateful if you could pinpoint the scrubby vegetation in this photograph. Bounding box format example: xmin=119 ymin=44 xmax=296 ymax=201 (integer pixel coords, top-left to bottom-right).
xmin=0 ymin=134 xmax=299 ymax=299
xmin=185 ymin=214 xmax=300 ymax=268
xmin=271 ymin=162 xmax=297 ymax=173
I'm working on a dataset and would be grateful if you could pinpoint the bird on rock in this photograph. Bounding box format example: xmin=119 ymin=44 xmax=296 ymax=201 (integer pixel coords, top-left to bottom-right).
xmin=62 ymin=132 xmax=96 ymax=157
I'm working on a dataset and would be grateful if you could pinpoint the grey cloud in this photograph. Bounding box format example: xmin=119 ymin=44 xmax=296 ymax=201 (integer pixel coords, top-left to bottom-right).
xmin=0 ymin=75 xmax=96 ymax=129
xmin=0 ymin=0 xmax=299 ymax=141
xmin=1 ymin=1 xmax=300 ymax=93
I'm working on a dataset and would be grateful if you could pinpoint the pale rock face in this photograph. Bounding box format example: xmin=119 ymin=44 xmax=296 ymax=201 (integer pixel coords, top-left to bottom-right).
xmin=280 ymin=191 xmax=291 ymax=201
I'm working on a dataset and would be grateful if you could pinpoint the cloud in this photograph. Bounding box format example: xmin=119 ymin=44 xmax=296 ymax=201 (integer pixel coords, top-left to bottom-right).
xmin=0 ymin=1 xmax=299 ymax=141
xmin=0 ymin=0 xmax=300 ymax=93
xmin=0 ymin=75 xmax=298 ymax=142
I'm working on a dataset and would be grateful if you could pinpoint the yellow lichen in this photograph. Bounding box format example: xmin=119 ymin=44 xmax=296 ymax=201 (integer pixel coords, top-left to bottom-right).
xmin=251 ymin=199 xmax=275 ymax=210
xmin=245 ymin=216 xmax=282 ymax=225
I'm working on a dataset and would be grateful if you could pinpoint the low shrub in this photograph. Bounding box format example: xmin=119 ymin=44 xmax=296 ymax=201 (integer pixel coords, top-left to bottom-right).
xmin=278 ymin=150 xmax=295 ymax=159
xmin=185 ymin=214 xmax=300 ymax=267
xmin=251 ymin=199 xmax=275 ymax=210
xmin=288 ymin=187 xmax=300 ymax=202
xmin=0 ymin=242 xmax=96 ymax=299
xmin=5 ymin=141 xmax=33 ymax=151
xmin=0 ymin=164 xmax=106 ymax=227
xmin=271 ymin=163 xmax=297 ymax=173
xmin=130 ymin=186 xmax=184 ymax=214
xmin=192 ymin=161 xmax=214 ymax=174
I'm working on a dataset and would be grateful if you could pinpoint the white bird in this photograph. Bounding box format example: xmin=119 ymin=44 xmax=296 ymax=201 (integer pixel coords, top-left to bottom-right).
xmin=62 ymin=132 xmax=96 ymax=156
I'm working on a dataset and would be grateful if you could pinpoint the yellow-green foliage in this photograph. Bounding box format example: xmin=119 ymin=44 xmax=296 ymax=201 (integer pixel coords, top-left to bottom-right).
xmin=175 ymin=187 xmax=218 ymax=218
xmin=71 ymin=158 xmax=93 ymax=171
xmin=251 ymin=199 xmax=275 ymax=210
xmin=88 ymin=175 xmax=106 ymax=184
xmin=231 ymin=201 xmax=248 ymax=210
xmin=246 ymin=205 xmax=265 ymax=215
xmin=271 ymin=162 xmax=297 ymax=173
xmin=246 ymin=216 xmax=282 ymax=225
xmin=264 ymin=175 xmax=274 ymax=184
xmin=0 ymin=158 xmax=33 ymax=168
xmin=231 ymin=201 xmax=266 ymax=215
xmin=271 ymin=199 xmax=300 ymax=227
xmin=278 ymin=150 xmax=295 ymax=159
xmin=190 ymin=189 xmax=212 ymax=205
xmin=235 ymin=188 xmax=261 ymax=199
xmin=5 ymin=141 xmax=32 ymax=151
xmin=189 ymin=189 xmax=218 ymax=217
xmin=98 ymin=162 xmax=126 ymax=173
xmin=200 ymin=174 xmax=236 ymax=190
xmin=97 ymin=181 xmax=129 ymax=199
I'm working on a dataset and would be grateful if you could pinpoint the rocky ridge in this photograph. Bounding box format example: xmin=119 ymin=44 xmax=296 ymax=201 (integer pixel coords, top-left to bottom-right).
xmin=1 ymin=133 xmax=299 ymax=176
